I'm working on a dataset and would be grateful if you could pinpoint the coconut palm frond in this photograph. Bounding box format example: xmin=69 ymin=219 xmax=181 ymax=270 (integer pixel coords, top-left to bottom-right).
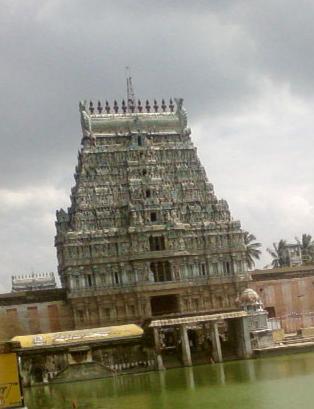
xmin=267 ymin=248 xmax=278 ymax=259
xmin=267 ymin=240 xmax=288 ymax=268
xmin=243 ymin=231 xmax=262 ymax=270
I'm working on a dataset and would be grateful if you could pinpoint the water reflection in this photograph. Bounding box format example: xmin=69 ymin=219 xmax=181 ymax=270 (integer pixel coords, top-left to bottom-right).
xmin=243 ymin=359 xmax=256 ymax=382
xmin=183 ymin=367 xmax=195 ymax=390
xmin=217 ymin=363 xmax=225 ymax=385
xmin=25 ymin=353 xmax=314 ymax=409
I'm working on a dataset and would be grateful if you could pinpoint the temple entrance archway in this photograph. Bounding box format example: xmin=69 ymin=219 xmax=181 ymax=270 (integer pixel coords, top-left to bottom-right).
xmin=150 ymin=295 xmax=179 ymax=316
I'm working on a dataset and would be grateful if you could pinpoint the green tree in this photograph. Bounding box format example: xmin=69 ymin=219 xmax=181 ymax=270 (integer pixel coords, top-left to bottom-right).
xmin=267 ymin=239 xmax=288 ymax=268
xmin=295 ymin=233 xmax=314 ymax=263
xmin=244 ymin=231 xmax=262 ymax=269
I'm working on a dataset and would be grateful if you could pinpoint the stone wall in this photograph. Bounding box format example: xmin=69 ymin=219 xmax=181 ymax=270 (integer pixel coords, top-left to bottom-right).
xmin=69 ymin=279 xmax=246 ymax=329
xmin=0 ymin=289 xmax=73 ymax=339
xmin=19 ymin=342 xmax=153 ymax=386
xmin=251 ymin=265 xmax=314 ymax=333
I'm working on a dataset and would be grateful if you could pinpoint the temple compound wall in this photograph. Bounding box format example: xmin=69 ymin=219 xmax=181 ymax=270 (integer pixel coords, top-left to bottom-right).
xmin=251 ymin=265 xmax=314 ymax=333
xmin=55 ymin=97 xmax=250 ymax=330
xmin=0 ymin=289 xmax=73 ymax=339
xmin=4 ymin=264 xmax=314 ymax=340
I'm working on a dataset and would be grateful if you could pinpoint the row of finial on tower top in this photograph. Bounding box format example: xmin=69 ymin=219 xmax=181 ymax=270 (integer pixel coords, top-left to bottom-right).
xmin=88 ymin=98 xmax=176 ymax=115
xmin=11 ymin=272 xmax=55 ymax=280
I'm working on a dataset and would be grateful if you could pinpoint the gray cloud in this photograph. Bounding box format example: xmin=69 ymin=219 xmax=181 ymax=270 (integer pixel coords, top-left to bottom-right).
xmin=0 ymin=0 xmax=314 ymax=290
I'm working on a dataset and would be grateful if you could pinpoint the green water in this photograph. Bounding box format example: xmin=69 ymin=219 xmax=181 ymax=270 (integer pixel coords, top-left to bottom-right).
xmin=25 ymin=353 xmax=314 ymax=409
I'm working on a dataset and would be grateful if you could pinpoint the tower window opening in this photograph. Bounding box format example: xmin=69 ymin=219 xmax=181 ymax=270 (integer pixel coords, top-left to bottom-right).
xmin=87 ymin=275 xmax=92 ymax=287
xmin=212 ymin=262 xmax=219 ymax=275
xmin=78 ymin=310 xmax=84 ymax=322
xmin=149 ymin=236 xmax=165 ymax=251
xmin=236 ymin=260 xmax=242 ymax=273
xmin=104 ymin=308 xmax=111 ymax=319
xmin=146 ymin=189 xmax=151 ymax=198
xmin=150 ymin=261 xmax=172 ymax=282
xmin=101 ymin=275 xmax=106 ymax=285
xmin=142 ymin=169 xmax=147 ymax=176
xmin=223 ymin=261 xmax=232 ymax=275
xmin=114 ymin=272 xmax=120 ymax=285
xmin=201 ymin=263 xmax=206 ymax=276
xmin=129 ymin=305 xmax=136 ymax=316
xmin=138 ymin=135 xmax=143 ymax=146
xmin=150 ymin=212 xmax=157 ymax=222
xmin=193 ymin=298 xmax=200 ymax=310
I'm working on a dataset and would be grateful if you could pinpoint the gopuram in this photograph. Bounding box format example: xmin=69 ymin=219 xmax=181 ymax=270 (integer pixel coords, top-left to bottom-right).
xmin=55 ymin=94 xmax=250 ymax=326
xmin=53 ymin=92 xmax=258 ymax=370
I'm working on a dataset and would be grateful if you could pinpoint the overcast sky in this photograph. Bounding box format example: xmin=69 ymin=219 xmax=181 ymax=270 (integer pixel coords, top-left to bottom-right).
xmin=1 ymin=0 xmax=314 ymax=292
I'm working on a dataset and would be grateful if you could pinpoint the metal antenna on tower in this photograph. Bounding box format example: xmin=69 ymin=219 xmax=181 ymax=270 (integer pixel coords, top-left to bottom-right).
xmin=126 ymin=66 xmax=136 ymax=113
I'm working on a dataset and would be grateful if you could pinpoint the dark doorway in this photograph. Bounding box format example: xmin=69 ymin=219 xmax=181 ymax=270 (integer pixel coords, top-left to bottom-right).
xmin=32 ymin=367 xmax=43 ymax=383
xmin=265 ymin=306 xmax=276 ymax=318
xmin=187 ymin=329 xmax=197 ymax=351
xmin=70 ymin=350 xmax=88 ymax=364
xmin=220 ymin=320 xmax=237 ymax=359
xmin=151 ymin=294 xmax=179 ymax=316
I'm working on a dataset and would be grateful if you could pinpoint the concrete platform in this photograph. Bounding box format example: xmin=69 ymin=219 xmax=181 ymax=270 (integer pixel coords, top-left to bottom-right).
xmin=254 ymin=339 xmax=314 ymax=357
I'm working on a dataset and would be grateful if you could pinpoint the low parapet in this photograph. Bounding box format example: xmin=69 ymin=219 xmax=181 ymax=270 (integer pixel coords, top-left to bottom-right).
xmin=79 ymin=97 xmax=189 ymax=138
xmin=11 ymin=272 xmax=56 ymax=292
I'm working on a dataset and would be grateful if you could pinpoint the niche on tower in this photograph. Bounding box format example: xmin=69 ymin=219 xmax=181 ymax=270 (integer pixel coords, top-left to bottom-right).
xmin=130 ymin=133 xmax=146 ymax=148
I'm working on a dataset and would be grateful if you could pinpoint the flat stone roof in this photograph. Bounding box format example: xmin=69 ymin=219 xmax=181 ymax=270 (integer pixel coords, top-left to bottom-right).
xmin=0 ymin=288 xmax=66 ymax=306
xmin=252 ymin=264 xmax=314 ymax=281
xmin=149 ymin=311 xmax=247 ymax=327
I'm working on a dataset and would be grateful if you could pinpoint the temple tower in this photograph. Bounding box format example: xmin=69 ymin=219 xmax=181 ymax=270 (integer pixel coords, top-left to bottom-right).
xmin=55 ymin=97 xmax=249 ymax=329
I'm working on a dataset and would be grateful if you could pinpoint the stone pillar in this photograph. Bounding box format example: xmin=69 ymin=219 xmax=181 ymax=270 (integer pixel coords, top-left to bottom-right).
xmin=153 ymin=327 xmax=165 ymax=370
xmin=235 ymin=316 xmax=252 ymax=359
xmin=87 ymin=349 xmax=93 ymax=362
xmin=145 ymin=297 xmax=152 ymax=317
xmin=180 ymin=324 xmax=192 ymax=366
xmin=211 ymin=321 xmax=223 ymax=363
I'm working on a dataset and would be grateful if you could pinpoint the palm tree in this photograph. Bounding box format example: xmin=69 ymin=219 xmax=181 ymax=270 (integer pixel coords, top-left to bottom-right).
xmin=295 ymin=234 xmax=314 ymax=263
xmin=267 ymin=240 xmax=288 ymax=268
xmin=243 ymin=231 xmax=262 ymax=269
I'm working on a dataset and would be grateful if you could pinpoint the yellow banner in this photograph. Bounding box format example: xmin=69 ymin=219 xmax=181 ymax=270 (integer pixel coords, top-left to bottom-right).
xmin=0 ymin=353 xmax=23 ymax=408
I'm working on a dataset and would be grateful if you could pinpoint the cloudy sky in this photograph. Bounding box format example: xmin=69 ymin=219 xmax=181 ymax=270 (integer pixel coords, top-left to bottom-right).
xmin=1 ymin=0 xmax=314 ymax=292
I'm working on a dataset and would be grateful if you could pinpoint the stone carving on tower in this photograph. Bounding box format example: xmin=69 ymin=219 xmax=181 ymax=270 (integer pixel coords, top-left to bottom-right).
xmin=55 ymin=94 xmax=250 ymax=329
